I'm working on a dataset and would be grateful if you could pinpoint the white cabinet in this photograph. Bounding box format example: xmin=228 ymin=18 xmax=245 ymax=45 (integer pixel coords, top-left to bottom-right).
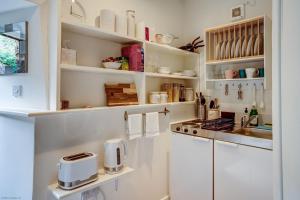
xmin=214 ymin=140 xmax=273 ymax=200
xmin=170 ymin=133 xmax=213 ymax=200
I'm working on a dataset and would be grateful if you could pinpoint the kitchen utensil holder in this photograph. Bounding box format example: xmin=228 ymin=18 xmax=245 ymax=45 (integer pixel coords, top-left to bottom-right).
xmin=124 ymin=107 xmax=170 ymax=121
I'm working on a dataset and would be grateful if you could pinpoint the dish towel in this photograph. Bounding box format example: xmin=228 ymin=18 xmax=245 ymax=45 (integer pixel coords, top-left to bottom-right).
xmin=127 ymin=114 xmax=143 ymax=140
xmin=145 ymin=112 xmax=160 ymax=138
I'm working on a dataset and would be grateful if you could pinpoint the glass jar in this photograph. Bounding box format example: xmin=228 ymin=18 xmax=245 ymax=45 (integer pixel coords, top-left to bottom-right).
xmin=173 ymin=83 xmax=180 ymax=102
xmin=179 ymin=84 xmax=185 ymax=102
xmin=185 ymin=88 xmax=194 ymax=101
xmin=149 ymin=92 xmax=161 ymax=104
xmin=160 ymin=92 xmax=168 ymax=103
xmin=161 ymin=83 xmax=173 ymax=102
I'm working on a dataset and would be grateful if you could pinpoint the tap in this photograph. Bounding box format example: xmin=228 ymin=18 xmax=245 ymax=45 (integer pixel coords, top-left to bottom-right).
xmin=241 ymin=115 xmax=258 ymax=128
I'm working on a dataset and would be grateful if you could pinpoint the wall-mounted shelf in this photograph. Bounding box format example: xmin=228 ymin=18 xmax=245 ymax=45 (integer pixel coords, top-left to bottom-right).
xmin=204 ymin=15 xmax=272 ymax=90
xmin=49 ymin=167 xmax=134 ymax=200
xmin=207 ymin=77 xmax=264 ymax=82
xmin=145 ymin=41 xmax=199 ymax=56
xmin=61 ymin=64 xmax=141 ymax=76
xmin=145 ymin=72 xmax=199 ymax=80
xmin=61 ymin=20 xmax=143 ymax=44
xmin=206 ymin=55 xmax=264 ymax=65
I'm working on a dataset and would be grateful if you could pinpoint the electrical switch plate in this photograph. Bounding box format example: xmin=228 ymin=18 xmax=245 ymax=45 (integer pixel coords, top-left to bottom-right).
xmin=12 ymin=85 xmax=23 ymax=97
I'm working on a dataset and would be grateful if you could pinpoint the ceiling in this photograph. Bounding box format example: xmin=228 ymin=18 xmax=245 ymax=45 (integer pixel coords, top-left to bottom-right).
xmin=0 ymin=0 xmax=36 ymax=14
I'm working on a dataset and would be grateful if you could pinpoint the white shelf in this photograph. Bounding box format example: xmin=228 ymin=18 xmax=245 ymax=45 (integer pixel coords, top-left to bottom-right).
xmin=61 ymin=20 xmax=143 ymax=44
xmin=206 ymin=55 xmax=264 ymax=65
xmin=145 ymin=72 xmax=199 ymax=80
xmin=49 ymin=167 xmax=134 ymax=200
xmin=207 ymin=77 xmax=264 ymax=82
xmin=61 ymin=64 xmax=141 ymax=76
xmin=145 ymin=41 xmax=200 ymax=56
xmin=147 ymin=101 xmax=195 ymax=106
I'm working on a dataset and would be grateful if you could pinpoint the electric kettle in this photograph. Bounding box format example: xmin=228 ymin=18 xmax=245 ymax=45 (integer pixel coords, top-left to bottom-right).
xmin=104 ymin=138 xmax=127 ymax=174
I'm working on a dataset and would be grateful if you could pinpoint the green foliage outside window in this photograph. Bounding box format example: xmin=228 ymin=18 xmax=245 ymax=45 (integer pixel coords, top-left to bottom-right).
xmin=0 ymin=35 xmax=18 ymax=71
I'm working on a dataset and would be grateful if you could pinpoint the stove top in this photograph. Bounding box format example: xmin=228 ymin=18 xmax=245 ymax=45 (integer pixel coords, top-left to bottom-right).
xmin=171 ymin=118 xmax=234 ymax=136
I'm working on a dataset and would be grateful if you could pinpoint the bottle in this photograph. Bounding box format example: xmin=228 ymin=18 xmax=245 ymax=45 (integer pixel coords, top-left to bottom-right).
xmin=249 ymin=105 xmax=258 ymax=126
xmin=241 ymin=107 xmax=249 ymax=127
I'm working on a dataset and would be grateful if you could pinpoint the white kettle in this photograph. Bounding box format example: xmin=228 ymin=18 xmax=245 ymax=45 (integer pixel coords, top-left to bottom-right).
xmin=104 ymin=138 xmax=127 ymax=174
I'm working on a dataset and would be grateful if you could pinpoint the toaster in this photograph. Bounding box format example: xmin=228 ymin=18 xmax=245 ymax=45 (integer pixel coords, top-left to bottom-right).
xmin=57 ymin=152 xmax=98 ymax=190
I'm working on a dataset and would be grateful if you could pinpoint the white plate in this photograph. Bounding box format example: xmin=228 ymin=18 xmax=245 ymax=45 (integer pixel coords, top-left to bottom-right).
xmin=241 ymin=37 xmax=247 ymax=57
xmin=225 ymin=40 xmax=232 ymax=59
xmin=215 ymin=42 xmax=222 ymax=60
xmin=231 ymin=40 xmax=236 ymax=58
xmin=220 ymin=41 xmax=227 ymax=59
xmin=254 ymin=34 xmax=263 ymax=55
xmin=246 ymin=36 xmax=254 ymax=56
xmin=235 ymin=38 xmax=241 ymax=57
xmin=103 ymin=62 xmax=122 ymax=69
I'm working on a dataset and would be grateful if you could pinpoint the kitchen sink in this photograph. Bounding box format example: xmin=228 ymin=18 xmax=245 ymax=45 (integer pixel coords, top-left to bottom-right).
xmin=232 ymin=128 xmax=272 ymax=140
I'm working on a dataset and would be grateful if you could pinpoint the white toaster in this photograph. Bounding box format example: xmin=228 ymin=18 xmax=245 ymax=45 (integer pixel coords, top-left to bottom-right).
xmin=57 ymin=152 xmax=98 ymax=190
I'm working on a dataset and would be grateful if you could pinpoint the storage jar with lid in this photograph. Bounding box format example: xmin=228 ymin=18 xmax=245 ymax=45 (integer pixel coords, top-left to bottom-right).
xmin=149 ymin=92 xmax=161 ymax=104
xmin=161 ymin=83 xmax=173 ymax=102
xmin=185 ymin=88 xmax=194 ymax=101
xmin=173 ymin=83 xmax=180 ymax=102
xmin=160 ymin=92 xmax=168 ymax=103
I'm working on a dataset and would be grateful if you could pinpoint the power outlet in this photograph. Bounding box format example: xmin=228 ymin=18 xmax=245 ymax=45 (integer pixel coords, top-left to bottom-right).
xmin=12 ymin=85 xmax=23 ymax=97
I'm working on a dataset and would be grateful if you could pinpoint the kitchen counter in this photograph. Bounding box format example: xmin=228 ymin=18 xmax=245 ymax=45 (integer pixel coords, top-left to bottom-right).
xmin=170 ymin=120 xmax=273 ymax=150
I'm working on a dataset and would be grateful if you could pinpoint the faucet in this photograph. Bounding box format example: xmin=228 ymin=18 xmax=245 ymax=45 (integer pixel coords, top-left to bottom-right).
xmin=241 ymin=115 xmax=258 ymax=128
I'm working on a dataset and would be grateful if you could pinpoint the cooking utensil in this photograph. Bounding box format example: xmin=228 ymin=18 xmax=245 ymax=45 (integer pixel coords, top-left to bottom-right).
xmin=209 ymin=100 xmax=215 ymax=109
xmin=252 ymin=84 xmax=257 ymax=107
xmin=260 ymin=83 xmax=265 ymax=110
xmin=225 ymin=84 xmax=229 ymax=96
xmin=238 ymin=83 xmax=243 ymax=100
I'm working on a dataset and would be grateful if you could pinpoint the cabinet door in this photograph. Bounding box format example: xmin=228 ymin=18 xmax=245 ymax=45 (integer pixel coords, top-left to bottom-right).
xmin=214 ymin=140 xmax=273 ymax=200
xmin=170 ymin=133 xmax=213 ymax=200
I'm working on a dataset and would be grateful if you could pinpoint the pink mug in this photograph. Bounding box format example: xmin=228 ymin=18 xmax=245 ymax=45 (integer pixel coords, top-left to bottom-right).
xmin=225 ymin=69 xmax=238 ymax=79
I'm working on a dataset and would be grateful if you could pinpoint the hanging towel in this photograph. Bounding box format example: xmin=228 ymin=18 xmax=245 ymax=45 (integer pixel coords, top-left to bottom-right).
xmin=145 ymin=112 xmax=160 ymax=138
xmin=127 ymin=114 xmax=143 ymax=140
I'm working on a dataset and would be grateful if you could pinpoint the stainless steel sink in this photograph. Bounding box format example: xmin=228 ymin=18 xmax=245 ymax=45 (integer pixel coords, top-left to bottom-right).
xmin=232 ymin=128 xmax=272 ymax=140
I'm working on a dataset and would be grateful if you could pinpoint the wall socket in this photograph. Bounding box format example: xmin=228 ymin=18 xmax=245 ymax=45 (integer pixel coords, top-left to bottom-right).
xmin=12 ymin=85 xmax=23 ymax=97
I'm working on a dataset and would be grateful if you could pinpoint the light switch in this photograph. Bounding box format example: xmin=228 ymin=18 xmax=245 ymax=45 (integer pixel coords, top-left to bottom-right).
xmin=12 ymin=85 xmax=23 ymax=97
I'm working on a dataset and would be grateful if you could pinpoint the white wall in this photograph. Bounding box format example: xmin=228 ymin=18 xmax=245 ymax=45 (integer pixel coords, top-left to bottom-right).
xmin=0 ymin=5 xmax=49 ymax=110
xmin=281 ymin=0 xmax=300 ymax=199
xmin=0 ymin=115 xmax=35 ymax=200
xmin=33 ymin=104 xmax=195 ymax=200
xmin=183 ymin=0 xmax=272 ymax=118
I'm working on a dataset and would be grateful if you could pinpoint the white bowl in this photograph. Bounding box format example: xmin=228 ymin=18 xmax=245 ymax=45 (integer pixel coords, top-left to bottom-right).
xmin=103 ymin=62 xmax=122 ymax=69
xmin=182 ymin=70 xmax=196 ymax=77
xmin=158 ymin=67 xmax=171 ymax=74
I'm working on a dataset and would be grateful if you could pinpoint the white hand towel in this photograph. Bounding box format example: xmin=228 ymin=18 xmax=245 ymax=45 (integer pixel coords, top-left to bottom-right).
xmin=145 ymin=112 xmax=160 ymax=138
xmin=127 ymin=114 xmax=143 ymax=140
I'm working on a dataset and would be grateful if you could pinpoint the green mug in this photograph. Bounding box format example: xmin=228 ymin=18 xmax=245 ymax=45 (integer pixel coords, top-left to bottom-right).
xmin=239 ymin=69 xmax=246 ymax=78
xmin=258 ymin=68 xmax=264 ymax=77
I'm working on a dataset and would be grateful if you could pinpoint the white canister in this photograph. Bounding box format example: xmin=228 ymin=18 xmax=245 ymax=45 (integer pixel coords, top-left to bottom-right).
xmin=136 ymin=21 xmax=145 ymax=40
xmin=149 ymin=92 xmax=161 ymax=104
xmin=245 ymin=68 xmax=258 ymax=78
xmin=115 ymin=14 xmax=127 ymax=36
xmin=184 ymin=88 xmax=194 ymax=101
xmin=160 ymin=92 xmax=168 ymax=104
xmin=100 ymin=9 xmax=115 ymax=32
xmin=126 ymin=10 xmax=135 ymax=38
xmin=61 ymin=48 xmax=77 ymax=65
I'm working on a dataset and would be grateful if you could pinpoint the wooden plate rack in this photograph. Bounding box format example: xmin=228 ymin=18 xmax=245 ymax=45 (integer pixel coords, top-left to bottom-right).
xmin=205 ymin=16 xmax=265 ymax=63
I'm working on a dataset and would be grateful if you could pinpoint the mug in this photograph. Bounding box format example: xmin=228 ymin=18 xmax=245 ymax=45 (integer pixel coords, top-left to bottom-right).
xmin=258 ymin=68 xmax=264 ymax=77
xmin=245 ymin=68 xmax=258 ymax=78
xmin=239 ymin=69 xmax=246 ymax=78
xmin=225 ymin=69 xmax=238 ymax=79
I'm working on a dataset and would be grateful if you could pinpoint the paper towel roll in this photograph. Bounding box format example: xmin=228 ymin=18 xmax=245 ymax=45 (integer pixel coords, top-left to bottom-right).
xmin=115 ymin=15 xmax=127 ymax=36
xmin=136 ymin=21 xmax=145 ymax=40
xmin=100 ymin=9 xmax=115 ymax=32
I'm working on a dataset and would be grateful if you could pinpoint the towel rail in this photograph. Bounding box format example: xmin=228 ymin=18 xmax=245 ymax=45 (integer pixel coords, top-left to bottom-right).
xmin=124 ymin=107 xmax=170 ymax=121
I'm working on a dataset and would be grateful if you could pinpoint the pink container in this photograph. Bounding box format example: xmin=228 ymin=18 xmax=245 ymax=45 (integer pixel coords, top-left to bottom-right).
xmin=121 ymin=44 xmax=144 ymax=72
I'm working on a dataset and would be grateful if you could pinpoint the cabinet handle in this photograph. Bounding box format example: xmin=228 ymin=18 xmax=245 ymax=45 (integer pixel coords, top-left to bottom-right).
xmin=216 ymin=140 xmax=239 ymax=147
xmin=193 ymin=137 xmax=210 ymax=143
